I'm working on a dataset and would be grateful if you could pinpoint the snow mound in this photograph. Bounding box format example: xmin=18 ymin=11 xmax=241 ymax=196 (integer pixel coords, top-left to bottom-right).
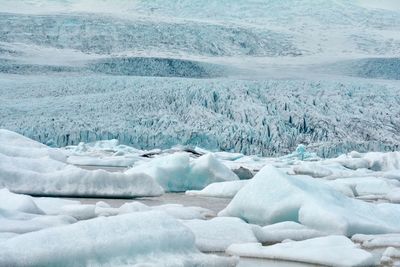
xmin=128 ymin=153 xmax=238 ymax=192
xmin=182 ymin=217 xmax=259 ymax=252
xmin=0 ymin=211 xmax=236 ymax=266
xmin=0 ymin=130 xmax=163 ymax=197
xmin=227 ymin=236 xmax=377 ymax=267
xmin=186 ymin=180 xmax=248 ymax=198
xmin=219 ymin=165 xmax=400 ymax=235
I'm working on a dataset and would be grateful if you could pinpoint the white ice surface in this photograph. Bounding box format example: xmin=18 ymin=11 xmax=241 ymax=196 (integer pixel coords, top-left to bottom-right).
xmin=227 ymin=235 xmax=378 ymax=267
xmin=0 ymin=210 xmax=236 ymax=266
xmin=381 ymin=247 xmax=400 ymax=264
xmin=127 ymin=153 xmax=238 ymax=192
xmin=253 ymin=221 xmax=326 ymax=244
xmin=352 ymin=233 xmax=400 ymax=249
xmin=0 ymin=130 xmax=164 ymax=197
xmin=219 ymin=165 xmax=400 ymax=235
xmin=0 ymin=188 xmax=43 ymax=214
xmin=186 ymin=180 xmax=248 ymax=198
xmin=182 ymin=217 xmax=259 ymax=252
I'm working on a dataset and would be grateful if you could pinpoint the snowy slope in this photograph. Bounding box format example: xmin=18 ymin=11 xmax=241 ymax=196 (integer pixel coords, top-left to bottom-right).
xmin=0 ymin=0 xmax=399 ymax=157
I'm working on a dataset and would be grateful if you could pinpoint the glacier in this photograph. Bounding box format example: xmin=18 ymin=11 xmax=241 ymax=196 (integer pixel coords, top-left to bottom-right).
xmin=0 ymin=0 xmax=400 ymax=157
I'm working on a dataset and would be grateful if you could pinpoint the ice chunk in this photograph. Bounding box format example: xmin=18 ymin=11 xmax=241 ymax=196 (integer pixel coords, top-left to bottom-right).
xmin=326 ymin=177 xmax=400 ymax=198
xmin=219 ymin=165 xmax=400 ymax=235
xmin=0 ymin=129 xmax=66 ymax=162
xmin=0 ymin=211 xmax=76 ymax=234
xmin=182 ymin=217 xmax=259 ymax=252
xmin=381 ymin=247 xmax=400 ymax=264
xmin=386 ymin=188 xmax=400 ymax=203
xmin=335 ymin=152 xmax=400 ymax=171
xmin=0 ymin=211 xmax=236 ymax=266
xmin=0 ymin=158 xmax=164 ymax=197
xmin=33 ymin=197 xmax=81 ymax=215
xmin=293 ymin=163 xmax=333 ymax=178
xmin=117 ymin=202 xmax=151 ymax=214
xmin=383 ymin=170 xmax=400 ymax=181
xmin=352 ymin=234 xmax=400 ymax=249
xmin=67 ymin=155 xmax=138 ymax=167
xmin=0 ymin=232 xmax=18 ymax=242
xmin=128 ymin=153 xmax=238 ymax=192
xmin=0 ymin=188 xmax=43 ymax=214
xmin=60 ymin=204 xmax=96 ymax=220
xmin=186 ymin=180 xmax=248 ymax=198
xmin=0 ymin=131 xmax=164 ymax=197
xmin=153 ymin=204 xmax=215 ymax=220
xmin=253 ymin=221 xmax=326 ymax=243
xmin=212 ymin=151 xmax=244 ymax=161
xmin=227 ymin=236 xmax=377 ymax=267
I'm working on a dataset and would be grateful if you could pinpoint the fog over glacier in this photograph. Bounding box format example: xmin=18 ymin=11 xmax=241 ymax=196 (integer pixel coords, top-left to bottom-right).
xmin=1 ymin=0 xmax=400 ymax=157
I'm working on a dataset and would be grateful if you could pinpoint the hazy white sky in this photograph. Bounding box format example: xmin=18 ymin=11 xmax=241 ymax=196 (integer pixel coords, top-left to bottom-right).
xmin=357 ymin=0 xmax=400 ymax=10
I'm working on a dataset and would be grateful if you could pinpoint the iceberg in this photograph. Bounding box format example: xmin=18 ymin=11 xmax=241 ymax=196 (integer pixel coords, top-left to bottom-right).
xmin=219 ymin=165 xmax=400 ymax=235
xmin=227 ymin=236 xmax=378 ymax=267
xmin=186 ymin=180 xmax=248 ymax=198
xmin=127 ymin=153 xmax=238 ymax=192
xmin=182 ymin=217 xmax=259 ymax=252
xmin=253 ymin=221 xmax=326 ymax=244
xmin=0 ymin=130 xmax=163 ymax=197
xmin=0 ymin=210 xmax=236 ymax=266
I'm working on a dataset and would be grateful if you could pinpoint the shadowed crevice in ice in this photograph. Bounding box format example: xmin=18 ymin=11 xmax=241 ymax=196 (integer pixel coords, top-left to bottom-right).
xmin=319 ymin=58 xmax=400 ymax=80
xmin=0 ymin=57 xmax=231 ymax=78
xmin=87 ymin=57 xmax=229 ymax=78
xmin=0 ymin=59 xmax=79 ymax=74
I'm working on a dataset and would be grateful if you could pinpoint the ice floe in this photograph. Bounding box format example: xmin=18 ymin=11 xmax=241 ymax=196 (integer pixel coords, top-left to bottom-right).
xmin=227 ymin=236 xmax=378 ymax=267
xmin=219 ymin=166 xmax=400 ymax=235
xmin=0 ymin=211 xmax=235 ymax=266
xmin=253 ymin=221 xmax=326 ymax=244
xmin=0 ymin=130 xmax=164 ymax=197
xmin=127 ymin=153 xmax=239 ymax=192
xmin=182 ymin=217 xmax=259 ymax=252
xmin=186 ymin=180 xmax=248 ymax=198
